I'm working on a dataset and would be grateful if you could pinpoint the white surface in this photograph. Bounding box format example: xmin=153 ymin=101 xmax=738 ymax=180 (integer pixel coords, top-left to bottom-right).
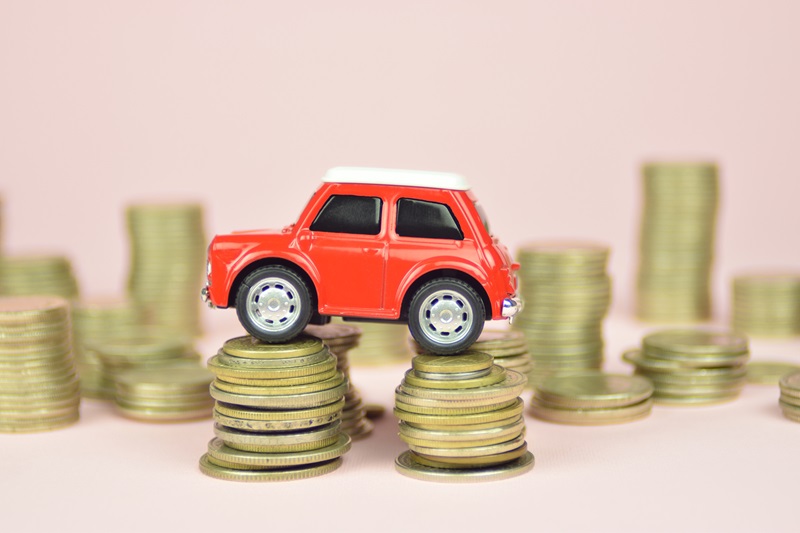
xmin=322 ymin=167 xmax=471 ymax=191
xmin=2 ymin=314 xmax=799 ymax=533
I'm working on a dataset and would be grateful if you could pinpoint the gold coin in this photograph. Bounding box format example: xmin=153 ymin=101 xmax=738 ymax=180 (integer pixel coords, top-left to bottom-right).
xmin=212 ymin=373 xmax=345 ymax=396
xmin=398 ymin=417 xmax=525 ymax=443
xmin=408 ymin=434 xmax=526 ymax=459
xmin=411 ymin=442 xmax=528 ymax=469
xmin=534 ymin=371 xmax=654 ymax=409
xmin=225 ymin=435 xmax=340 ymax=454
xmin=0 ymin=412 xmax=80 ymax=433
xmin=395 ymin=389 xmax=522 ymax=410
xmin=399 ymin=430 xmax=524 ymax=449
xmin=116 ymin=404 xmax=213 ymax=422
xmin=530 ymin=397 xmax=652 ymax=425
xmin=412 ymin=352 xmax=493 ymax=374
xmin=398 ymin=370 xmax=526 ymax=401
xmin=395 ymin=398 xmax=524 ymax=427
xmin=222 ymin=335 xmax=324 ymax=359
xmin=214 ymin=420 xmax=341 ymax=446
xmin=652 ymin=392 xmax=740 ymax=406
xmin=210 ymin=380 xmax=347 ymax=409
xmin=403 ymin=365 xmax=507 ymax=390
xmin=412 ymin=368 xmax=493 ymax=381
xmin=779 ymin=370 xmax=800 ymax=394
xmin=213 ymin=408 xmax=341 ymax=432
xmin=214 ymin=349 xmax=330 ymax=369
xmin=405 ymin=414 xmax=522 ymax=432
xmin=199 ymin=454 xmax=342 ymax=482
xmin=211 ymin=368 xmax=339 ymax=387
xmin=207 ymin=434 xmax=351 ymax=467
xmin=394 ymin=450 xmax=534 ymax=483
xmin=207 ymin=355 xmax=336 ymax=380
xmin=395 ymin=397 xmax=518 ymax=416
xmin=114 ymin=365 xmax=212 ymax=394
xmin=214 ymin=398 xmax=344 ymax=421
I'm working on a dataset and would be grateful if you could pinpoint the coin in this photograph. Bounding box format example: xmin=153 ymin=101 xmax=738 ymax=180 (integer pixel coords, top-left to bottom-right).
xmin=534 ymin=371 xmax=654 ymax=409
xmin=214 ymin=398 xmax=345 ymax=421
xmin=207 ymin=354 xmax=337 ymax=379
xmin=394 ymin=450 xmax=534 ymax=483
xmin=212 ymin=372 xmax=345 ymax=396
xmin=403 ymin=365 xmax=507 ymax=390
xmin=206 ymin=434 xmax=351 ymax=467
xmin=214 ymin=421 xmax=341 ymax=446
xmin=399 ymin=370 xmax=526 ymax=401
xmin=211 ymin=368 xmax=339 ymax=387
xmin=213 ymin=408 xmax=341 ymax=432
xmin=395 ymin=396 xmax=519 ymax=416
xmin=411 ymin=443 xmax=528 ymax=469
xmin=214 ymin=349 xmax=330 ymax=369
xmin=199 ymin=454 xmax=342 ymax=482
xmin=210 ymin=380 xmax=348 ymax=409
xmin=530 ymin=397 xmax=653 ymax=425
xmin=412 ymin=352 xmax=494 ymax=374
xmin=395 ymin=398 xmax=524 ymax=426
xmin=398 ymin=417 xmax=525 ymax=443
xmin=223 ymin=335 xmax=324 ymax=359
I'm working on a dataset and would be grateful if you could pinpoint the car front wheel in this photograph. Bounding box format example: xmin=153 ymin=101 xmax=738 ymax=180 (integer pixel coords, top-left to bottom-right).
xmin=408 ymin=277 xmax=485 ymax=355
xmin=235 ymin=265 xmax=312 ymax=343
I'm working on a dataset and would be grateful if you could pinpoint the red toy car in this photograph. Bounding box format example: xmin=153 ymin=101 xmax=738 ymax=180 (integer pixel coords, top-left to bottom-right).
xmin=202 ymin=167 xmax=522 ymax=354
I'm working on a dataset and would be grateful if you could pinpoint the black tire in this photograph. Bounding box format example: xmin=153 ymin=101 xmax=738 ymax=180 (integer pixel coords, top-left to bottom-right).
xmin=408 ymin=277 xmax=485 ymax=355
xmin=235 ymin=265 xmax=313 ymax=343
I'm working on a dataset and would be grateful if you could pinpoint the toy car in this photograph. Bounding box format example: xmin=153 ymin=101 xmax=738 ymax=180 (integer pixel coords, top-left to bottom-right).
xmin=202 ymin=167 xmax=522 ymax=354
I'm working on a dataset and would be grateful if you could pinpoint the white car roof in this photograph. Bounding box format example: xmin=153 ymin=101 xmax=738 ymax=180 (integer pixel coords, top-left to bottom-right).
xmin=322 ymin=167 xmax=470 ymax=191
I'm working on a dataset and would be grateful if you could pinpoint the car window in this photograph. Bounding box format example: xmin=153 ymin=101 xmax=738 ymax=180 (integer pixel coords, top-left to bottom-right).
xmin=395 ymin=198 xmax=463 ymax=240
xmin=310 ymin=195 xmax=382 ymax=235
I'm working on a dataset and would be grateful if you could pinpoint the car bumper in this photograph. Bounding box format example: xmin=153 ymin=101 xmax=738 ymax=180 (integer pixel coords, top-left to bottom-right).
xmin=501 ymin=296 xmax=523 ymax=320
xmin=200 ymin=286 xmax=217 ymax=308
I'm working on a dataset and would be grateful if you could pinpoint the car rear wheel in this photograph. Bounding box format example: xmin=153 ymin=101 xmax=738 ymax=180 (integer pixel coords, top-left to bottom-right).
xmin=235 ymin=265 xmax=312 ymax=343
xmin=408 ymin=277 xmax=485 ymax=355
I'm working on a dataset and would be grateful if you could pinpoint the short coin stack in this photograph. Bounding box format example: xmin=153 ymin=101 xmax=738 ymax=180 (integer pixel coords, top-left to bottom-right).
xmin=637 ymin=162 xmax=719 ymax=322
xmin=336 ymin=318 xmax=411 ymax=366
xmin=413 ymin=330 xmax=532 ymax=386
xmin=623 ymin=329 xmax=749 ymax=405
xmin=72 ymin=298 xmax=143 ymax=399
xmin=746 ymin=362 xmax=800 ymax=386
xmin=394 ymin=351 xmax=534 ymax=482
xmin=779 ymin=371 xmax=800 ymax=422
xmin=114 ymin=363 xmax=214 ymax=422
xmin=529 ymin=371 xmax=654 ymax=425
xmin=0 ymin=296 xmax=80 ymax=432
xmin=514 ymin=242 xmax=611 ymax=386
xmin=305 ymin=323 xmax=373 ymax=440
xmin=202 ymin=335 xmax=350 ymax=481
xmin=732 ymin=273 xmax=800 ymax=337
xmin=126 ymin=203 xmax=206 ymax=337
xmin=0 ymin=255 xmax=79 ymax=300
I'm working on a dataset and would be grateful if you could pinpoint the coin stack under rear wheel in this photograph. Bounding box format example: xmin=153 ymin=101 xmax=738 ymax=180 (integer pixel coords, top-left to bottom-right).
xmin=202 ymin=334 xmax=351 ymax=481
xmin=394 ymin=351 xmax=534 ymax=482
xmin=304 ymin=323 xmax=373 ymax=440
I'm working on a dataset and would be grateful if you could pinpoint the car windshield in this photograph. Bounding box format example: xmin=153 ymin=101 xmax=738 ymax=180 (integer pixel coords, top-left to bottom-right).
xmin=473 ymin=201 xmax=491 ymax=235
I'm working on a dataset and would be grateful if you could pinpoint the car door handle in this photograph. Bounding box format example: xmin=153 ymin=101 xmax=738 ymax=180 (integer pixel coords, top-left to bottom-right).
xmin=362 ymin=247 xmax=381 ymax=254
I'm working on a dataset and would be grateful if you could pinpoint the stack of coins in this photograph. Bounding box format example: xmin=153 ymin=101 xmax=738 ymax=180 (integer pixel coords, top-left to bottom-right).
xmin=637 ymin=162 xmax=719 ymax=322
xmin=779 ymin=371 xmax=800 ymax=422
xmin=623 ymin=329 xmax=749 ymax=405
xmin=413 ymin=330 xmax=532 ymax=384
xmin=746 ymin=362 xmax=800 ymax=385
xmin=529 ymin=371 xmax=654 ymax=425
xmin=0 ymin=255 xmax=79 ymax=300
xmin=335 ymin=318 xmax=411 ymax=366
xmin=394 ymin=352 xmax=534 ymax=482
xmin=88 ymin=332 xmax=199 ymax=403
xmin=72 ymin=298 xmax=143 ymax=399
xmin=201 ymin=335 xmax=350 ymax=481
xmin=732 ymin=273 xmax=800 ymax=337
xmin=514 ymin=242 xmax=611 ymax=386
xmin=126 ymin=203 xmax=206 ymax=337
xmin=305 ymin=323 xmax=373 ymax=440
xmin=0 ymin=296 xmax=80 ymax=432
xmin=114 ymin=363 xmax=214 ymax=422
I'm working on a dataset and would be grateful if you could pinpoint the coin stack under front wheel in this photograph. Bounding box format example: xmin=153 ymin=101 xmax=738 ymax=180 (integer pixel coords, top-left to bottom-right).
xmin=201 ymin=334 xmax=351 ymax=481
xmin=394 ymin=351 xmax=534 ymax=482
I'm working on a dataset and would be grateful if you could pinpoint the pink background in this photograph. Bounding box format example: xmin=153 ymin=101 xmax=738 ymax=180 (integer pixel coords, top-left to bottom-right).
xmin=1 ymin=2 xmax=799 ymax=532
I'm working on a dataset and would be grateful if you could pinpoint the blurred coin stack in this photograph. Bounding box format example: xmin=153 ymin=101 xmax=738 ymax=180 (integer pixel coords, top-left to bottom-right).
xmin=413 ymin=329 xmax=532 ymax=384
xmin=0 ymin=296 xmax=80 ymax=432
xmin=0 ymin=255 xmax=79 ymax=300
xmin=88 ymin=332 xmax=201 ymax=408
xmin=746 ymin=362 xmax=800 ymax=385
xmin=126 ymin=203 xmax=206 ymax=337
xmin=530 ymin=371 xmax=654 ymax=425
xmin=637 ymin=162 xmax=719 ymax=322
xmin=394 ymin=352 xmax=534 ymax=482
xmin=335 ymin=318 xmax=411 ymax=366
xmin=779 ymin=371 xmax=800 ymax=422
xmin=732 ymin=273 xmax=800 ymax=337
xmin=72 ymin=298 xmax=143 ymax=399
xmin=305 ymin=323 xmax=373 ymax=440
xmin=202 ymin=335 xmax=350 ymax=481
xmin=514 ymin=242 xmax=611 ymax=386
xmin=114 ymin=363 xmax=214 ymax=422
xmin=623 ymin=329 xmax=749 ymax=405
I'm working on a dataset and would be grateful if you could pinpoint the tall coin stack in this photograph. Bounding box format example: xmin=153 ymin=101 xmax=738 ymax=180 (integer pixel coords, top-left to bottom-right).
xmin=0 ymin=296 xmax=80 ymax=432
xmin=623 ymin=329 xmax=749 ymax=405
xmin=514 ymin=242 xmax=611 ymax=386
xmin=202 ymin=335 xmax=350 ymax=481
xmin=637 ymin=162 xmax=719 ymax=322
xmin=529 ymin=371 xmax=654 ymax=425
xmin=394 ymin=352 xmax=534 ymax=482
xmin=732 ymin=273 xmax=800 ymax=337
xmin=779 ymin=371 xmax=800 ymax=423
xmin=72 ymin=298 xmax=143 ymax=399
xmin=413 ymin=330 xmax=532 ymax=385
xmin=0 ymin=255 xmax=79 ymax=300
xmin=305 ymin=324 xmax=373 ymax=440
xmin=126 ymin=203 xmax=206 ymax=337
xmin=336 ymin=318 xmax=411 ymax=366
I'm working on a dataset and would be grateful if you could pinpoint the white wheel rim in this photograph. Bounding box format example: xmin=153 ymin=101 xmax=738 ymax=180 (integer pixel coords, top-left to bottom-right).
xmin=417 ymin=289 xmax=474 ymax=346
xmin=245 ymin=276 xmax=302 ymax=333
